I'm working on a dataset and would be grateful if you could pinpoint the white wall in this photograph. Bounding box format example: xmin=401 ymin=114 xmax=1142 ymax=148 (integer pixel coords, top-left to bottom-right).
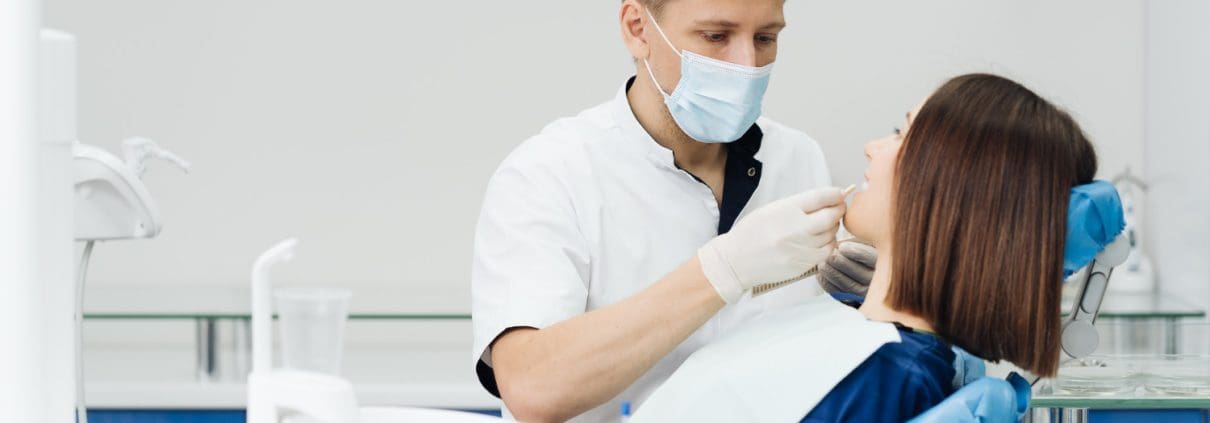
xmin=1144 ymin=0 xmax=1210 ymax=307
xmin=770 ymin=1 xmax=1144 ymax=188
xmin=46 ymin=0 xmax=1146 ymax=310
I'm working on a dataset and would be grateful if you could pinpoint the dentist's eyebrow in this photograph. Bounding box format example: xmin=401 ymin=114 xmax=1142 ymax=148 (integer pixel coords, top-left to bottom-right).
xmin=760 ymin=21 xmax=787 ymax=31
xmin=694 ymin=19 xmax=740 ymax=28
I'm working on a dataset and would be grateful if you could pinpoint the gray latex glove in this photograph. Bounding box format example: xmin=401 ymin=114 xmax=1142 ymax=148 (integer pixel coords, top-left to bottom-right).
xmin=817 ymin=241 xmax=877 ymax=296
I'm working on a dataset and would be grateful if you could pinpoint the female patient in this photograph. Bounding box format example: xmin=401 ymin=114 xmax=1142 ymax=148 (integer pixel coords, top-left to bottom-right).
xmin=801 ymin=73 xmax=1097 ymax=421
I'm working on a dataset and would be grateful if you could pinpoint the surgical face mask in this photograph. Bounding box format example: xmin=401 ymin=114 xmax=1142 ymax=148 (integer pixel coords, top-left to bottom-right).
xmin=643 ymin=10 xmax=774 ymax=143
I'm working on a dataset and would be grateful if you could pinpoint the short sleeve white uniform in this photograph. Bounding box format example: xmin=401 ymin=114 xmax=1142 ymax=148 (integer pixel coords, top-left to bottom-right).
xmin=471 ymin=80 xmax=832 ymax=422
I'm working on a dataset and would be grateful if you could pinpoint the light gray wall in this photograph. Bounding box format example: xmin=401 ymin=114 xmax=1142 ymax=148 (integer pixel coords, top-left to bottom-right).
xmin=48 ymin=0 xmax=1147 ymax=310
xmin=1144 ymin=0 xmax=1210 ymax=307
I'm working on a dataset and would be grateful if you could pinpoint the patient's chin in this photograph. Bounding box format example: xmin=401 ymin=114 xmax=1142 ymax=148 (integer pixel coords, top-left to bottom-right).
xmin=842 ymin=215 xmax=868 ymax=241
xmin=843 ymin=215 xmax=883 ymax=248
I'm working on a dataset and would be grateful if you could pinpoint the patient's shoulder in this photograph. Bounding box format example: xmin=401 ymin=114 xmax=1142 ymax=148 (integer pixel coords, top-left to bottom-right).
xmin=800 ymin=329 xmax=956 ymax=422
xmin=878 ymin=329 xmax=957 ymax=385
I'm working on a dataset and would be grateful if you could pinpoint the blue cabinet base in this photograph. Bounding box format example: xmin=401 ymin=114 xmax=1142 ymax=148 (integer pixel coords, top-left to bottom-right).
xmin=1090 ymin=409 xmax=1208 ymax=423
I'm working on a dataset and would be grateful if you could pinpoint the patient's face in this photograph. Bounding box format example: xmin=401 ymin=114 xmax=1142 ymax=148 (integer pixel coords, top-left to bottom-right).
xmin=845 ymin=100 xmax=924 ymax=249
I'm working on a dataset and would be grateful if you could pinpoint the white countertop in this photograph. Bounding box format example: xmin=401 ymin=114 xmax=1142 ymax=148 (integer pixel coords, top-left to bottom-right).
xmin=84 ymin=284 xmax=471 ymax=315
xmin=86 ymin=381 xmax=501 ymax=410
xmin=82 ymin=317 xmax=501 ymax=410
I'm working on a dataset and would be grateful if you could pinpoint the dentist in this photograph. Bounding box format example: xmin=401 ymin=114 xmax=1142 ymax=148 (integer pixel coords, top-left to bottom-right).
xmin=471 ymin=0 xmax=874 ymax=421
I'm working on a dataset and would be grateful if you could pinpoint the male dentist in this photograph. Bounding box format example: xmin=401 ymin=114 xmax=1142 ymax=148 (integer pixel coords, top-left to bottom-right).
xmin=471 ymin=0 xmax=874 ymax=421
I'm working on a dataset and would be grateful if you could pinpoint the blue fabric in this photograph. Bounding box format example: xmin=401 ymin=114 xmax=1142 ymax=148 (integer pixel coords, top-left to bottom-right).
xmin=908 ymin=373 xmax=1032 ymax=423
xmin=799 ymin=322 xmax=956 ymax=422
xmin=1064 ymin=180 xmax=1125 ymax=278
xmin=832 ymin=294 xmax=986 ymax=389
xmin=803 ymin=296 xmax=1031 ymax=422
xmin=950 ymin=345 xmax=987 ymax=388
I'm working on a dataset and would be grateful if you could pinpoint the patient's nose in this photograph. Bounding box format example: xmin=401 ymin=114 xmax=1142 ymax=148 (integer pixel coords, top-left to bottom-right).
xmin=864 ymin=137 xmax=890 ymax=160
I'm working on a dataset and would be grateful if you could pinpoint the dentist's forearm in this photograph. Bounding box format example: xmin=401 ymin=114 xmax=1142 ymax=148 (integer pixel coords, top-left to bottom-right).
xmin=490 ymin=257 xmax=724 ymax=422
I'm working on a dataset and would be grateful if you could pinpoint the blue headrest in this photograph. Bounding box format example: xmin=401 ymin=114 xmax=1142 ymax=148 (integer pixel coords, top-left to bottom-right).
xmin=1063 ymin=180 xmax=1126 ymax=278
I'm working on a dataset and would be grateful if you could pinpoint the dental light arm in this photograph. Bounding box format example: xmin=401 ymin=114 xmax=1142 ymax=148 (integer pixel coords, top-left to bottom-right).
xmin=1060 ymin=234 xmax=1131 ymax=359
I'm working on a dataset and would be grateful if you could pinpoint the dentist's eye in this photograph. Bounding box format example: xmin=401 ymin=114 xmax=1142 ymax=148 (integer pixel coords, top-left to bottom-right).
xmin=893 ymin=127 xmax=902 ymax=137
xmin=702 ymin=32 xmax=727 ymax=43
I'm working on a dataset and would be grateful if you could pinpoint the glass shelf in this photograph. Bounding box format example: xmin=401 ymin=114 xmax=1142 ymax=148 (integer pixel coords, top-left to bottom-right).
xmin=1032 ymin=381 xmax=1210 ymax=409
xmin=83 ymin=313 xmax=471 ymax=320
xmin=84 ymin=287 xmax=1203 ymax=321
xmin=83 ymin=286 xmax=1206 ymax=386
xmin=1029 ymin=324 xmax=1210 ymax=421
xmin=1061 ymin=291 xmax=1205 ymax=320
xmin=82 ymin=285 xmax=471 ymax=321
xmin=1032 ymin=395 xmax=1210 ymax=410
xmin=81 ymin=285 xmax=474 ymax=382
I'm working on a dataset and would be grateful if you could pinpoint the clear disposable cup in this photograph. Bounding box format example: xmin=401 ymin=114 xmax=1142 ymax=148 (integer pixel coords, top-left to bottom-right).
xmin=274 ymin=287 xmax=352 ymax=375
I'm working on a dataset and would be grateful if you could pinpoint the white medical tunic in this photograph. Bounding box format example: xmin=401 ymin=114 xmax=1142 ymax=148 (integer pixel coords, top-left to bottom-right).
xmin=471 ymin=79 xmax=832 ymax=422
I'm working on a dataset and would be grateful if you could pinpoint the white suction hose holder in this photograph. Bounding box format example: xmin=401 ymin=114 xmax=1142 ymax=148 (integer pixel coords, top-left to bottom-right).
xmin=245 ymin=241 xmax=505 ymax=423
xmin=1058 ymin=180 xmax=1130 ymax=359
xmin=247 ymin=239 xmax=360 ymax=423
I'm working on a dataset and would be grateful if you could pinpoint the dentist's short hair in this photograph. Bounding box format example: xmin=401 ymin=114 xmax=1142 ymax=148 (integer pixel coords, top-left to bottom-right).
xmin=629 ymin=0 xmax=786 ymax=19
xmin=887 ymin=73 xmax=1097 ymax=378
xmin=629 ymin=0 xmax=669 ymax=17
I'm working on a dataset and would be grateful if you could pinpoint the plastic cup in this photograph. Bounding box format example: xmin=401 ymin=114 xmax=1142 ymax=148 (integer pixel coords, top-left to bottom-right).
xmin=274 ymin=288 xmax=352 ymax=375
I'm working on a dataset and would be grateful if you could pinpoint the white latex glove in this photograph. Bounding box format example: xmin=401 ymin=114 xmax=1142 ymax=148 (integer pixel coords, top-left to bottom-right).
xmin=698 ymin=187 xmax=847 ymax=303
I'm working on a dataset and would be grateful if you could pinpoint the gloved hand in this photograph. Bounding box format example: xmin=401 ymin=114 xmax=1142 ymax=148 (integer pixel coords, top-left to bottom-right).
xmin=817 ymin=241 xmax=877 ymax=296
xmin=698 ymin=187 xmax=846 ymax=303
xmin=908 ymin=373 xmax=1031 ymax=423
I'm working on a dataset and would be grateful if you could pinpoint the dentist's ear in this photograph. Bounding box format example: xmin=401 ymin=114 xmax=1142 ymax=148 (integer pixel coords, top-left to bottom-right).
xmin=619 ymin=0 xmax=652 ymax=60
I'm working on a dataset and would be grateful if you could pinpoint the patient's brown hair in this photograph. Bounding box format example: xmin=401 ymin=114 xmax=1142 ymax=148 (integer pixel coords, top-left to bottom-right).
xmin=888 ymin=74 xmax=1097 ymax=377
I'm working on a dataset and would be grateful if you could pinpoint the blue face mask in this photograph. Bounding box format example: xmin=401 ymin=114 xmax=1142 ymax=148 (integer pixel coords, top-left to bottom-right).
xmin=643 ymin=10 xmax=774 ymax=143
